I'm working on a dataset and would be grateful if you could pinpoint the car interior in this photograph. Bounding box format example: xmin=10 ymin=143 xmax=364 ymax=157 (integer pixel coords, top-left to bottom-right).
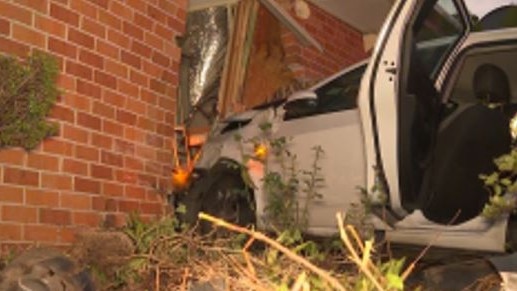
xmin=419 ymin=47 xmax=516 ymax=224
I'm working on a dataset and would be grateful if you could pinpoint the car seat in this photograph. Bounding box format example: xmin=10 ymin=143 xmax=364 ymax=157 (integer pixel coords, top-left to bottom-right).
xmin=420 ymin=63 xmax=512 ymax=224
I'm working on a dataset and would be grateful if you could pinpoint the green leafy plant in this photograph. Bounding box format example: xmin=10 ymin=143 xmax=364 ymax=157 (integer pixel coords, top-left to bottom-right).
xmin=480 ymin=147 xmax=517 ymax=219
xmin=236 ymin=122 xmax=325 ymax=232
xmin=0 ymin=52 xmax=59 ymax=150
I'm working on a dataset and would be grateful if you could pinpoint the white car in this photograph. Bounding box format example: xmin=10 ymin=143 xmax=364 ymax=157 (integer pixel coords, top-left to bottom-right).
xmin=181 ymin=0 xmax=517 ymax=253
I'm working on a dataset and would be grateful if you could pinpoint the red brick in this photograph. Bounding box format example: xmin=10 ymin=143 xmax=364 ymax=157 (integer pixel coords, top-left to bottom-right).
xmin=4 ymin=167 xmax=39 ymax=186
xmin=117 ymin=79 xmax=139 ymax=96
xmin=79 ymin=49 xmax=104 ymax=69
xmin=70 ymin=0 xmax=97 ymax=19
xmin=109 ymin=1 xmax=133 ymax=21
xmin=56 ymin=74 xmax=76 ymax=91
xmin=127 ymin=0 xmax=147 ymax=11
xmin=18 ymin=0 xmax=48 ymax=13
xmin=98 ymin=10 xmax=121 ymax=30
xmin=42 ymin=139 xmax=73 ymax=156
xmin=62 ymin=92 xmax=91 ymax=111
xmin=107 ymin=28 xmax=129 ymax=48
xmin=103 ymin=213 xmax=126 ymax=228
xmin=103 ymin=89 xmax=126 ymax=107
xmin=94 ymin=70 xmax=117 ymax=89
xmin=92 ymin=196 xmax=117 ymax=211
xmin=124 ymin=157 xmax=144 ymax=171
xmin=75 ymin=177 xmax=101 ymax=193
xmin=0 ymin=224 xmax=22 ymax=241
xmin=140 ymin=202 xmax=162 ymax=215
xmin=63 ymin=124 xmax=89 ymax=143
xmin=102 ymin=120 xmax=124 ymax=137
xmin=151 ymin=51 xmax=170 ymax=67
xmin=154 ymin=23 xmax=173 ymax=41
xmin=49 ymin=104 xmax=74 ymax=123
xmin=75 ymin=145 xmax=99 ymax=162
xmin=2 ymin=205 xmax=37 ymax=223
xmin=50 ymin=3 xmax=79 ymax=27
xmin=27 ymin=153 xmax=59 ymax=171
xmin=118 ymin=200 xmax=139 ymax=212
xmin=92 ymin=101 xmax=115 ymax=119
xmin=41 ymin=173 xmax=73 ymax=190
xmin=73 ymin=212 xmax=101 ymax=226
xmin=77 ymin=79 xmax=102 ymax=99
xmin=147 ymin=4 xmax=167 ymax=24
xmin=102 ymin=182 xmax=124 ymax=196
xmin=0 ymin=17 xmax=9 ymax=36
xmin=144 ymin=32 xmax=163 ymax=51
xmin=116 ymin=109 xmax=137 ymax=126
xmin=96 ymin=39 xmax=119 ymax=59
xmin=68 ymin=27 xmax=94 ymax=49
xmin=130 ymin=69 xmax=148 ymax=87
xmin=66 ymin=60 xmax=93 ymax=80
xmin=0 ymin=149 xmax=26 ymax=165
xmin=115 ymin=170 xmax=138 ymax=183
xmin=0 ymin=36 xmax=30 ymax=57
xmin=89 ymin=0 xmax=109 ymax=9
xmin=48 ymin=37 xmax=77 ymax=58
xmin=142 ymin=60 xmax=162 ymax=78
xmin=101 ymin=151 xmax=123 ymax=167
xmin=91 ymin=164 xmax=113 ymax=180
xmin=91 ymin=133 xmax=112 ymax=150
xmin=123 ymin=21 xmax=144 ymax=40
xmin=125 ymin=185 xmax=146 ymax=200
xmin=0 ymin=185 xmax=24 ymax=203
xmin=26 ymin=189 xmax=59 ymax=207
xmin=131 ymin=40 xmax=152 ymax=58
xmin=105 ymin=59 xmax=128 ymax=78
xmin=135 ymin=13 xmax=153 ymax=31
xmin=77 ymin=112 xmax=101 ymax=130
xmin=60 ymin=193 xmax=90 ymax=209
xmin=121 ymin=50 xmax=141 ymax=69
xmin=24 ymin=225 xmax=59 ymax=242
xmin=62 ymin=158 xmax=88 ymax=175
xmin=82 ymin=17 xmax=106 ymax=39
xmin=114 ymin=139 xmax=135 ymax=155
xmin=0 ymin=2 xmax=32 ymax=25
xmin=161 ymin=70 xmax=177 ymax=83
xmin=124 ymin=127 xmax=145 ymax=143
xmin=158 ymin=0 xmax=178 ymax=15
xmin=137 ymin=117 xmax=154 ymax=131
xmin=39 ymin=208 xmax=71 ymax=225
xmin=150 ymin=79 xmax=166 ymax=94
xmin=141 ymin=89 xmax=158 ymax=104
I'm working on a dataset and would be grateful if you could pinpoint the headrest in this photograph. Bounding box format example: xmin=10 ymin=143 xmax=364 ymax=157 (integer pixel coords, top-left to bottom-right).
xmin=473 ymin=63 xmax=510 ymax=104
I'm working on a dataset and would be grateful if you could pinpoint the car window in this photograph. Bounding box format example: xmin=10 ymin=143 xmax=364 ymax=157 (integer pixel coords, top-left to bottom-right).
xmin=413 ymin=0 xmax=467 ymax=79
xmin=283 ymin=65 xmax=366 ymax=121
xmin=448 ymin=48 xmax=516 ymax=105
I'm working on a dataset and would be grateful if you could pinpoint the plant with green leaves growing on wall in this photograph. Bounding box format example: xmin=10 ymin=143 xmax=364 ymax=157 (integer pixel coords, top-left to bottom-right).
xmin=0 ymin=52 xmax=59 ymax=150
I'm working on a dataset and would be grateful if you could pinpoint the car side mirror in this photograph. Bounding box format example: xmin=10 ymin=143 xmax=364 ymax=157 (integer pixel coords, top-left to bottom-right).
xmin=283 ymin=91 xmax=318 ymax=119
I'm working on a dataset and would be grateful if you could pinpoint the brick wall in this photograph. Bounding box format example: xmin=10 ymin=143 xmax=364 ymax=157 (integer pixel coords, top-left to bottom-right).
xmin=0 ymin=0 xmax=186 ymax=246
xmin=282 ymin=2 xmax=367 ymax=82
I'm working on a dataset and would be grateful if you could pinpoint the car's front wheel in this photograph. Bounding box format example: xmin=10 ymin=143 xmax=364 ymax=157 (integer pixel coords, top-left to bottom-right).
xmin=199 ymin=172 xmax=256 ymax=233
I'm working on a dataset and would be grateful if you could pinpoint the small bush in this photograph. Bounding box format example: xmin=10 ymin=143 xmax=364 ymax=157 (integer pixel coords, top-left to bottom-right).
xmin=0 ymin=52 xmax=59 ymax=150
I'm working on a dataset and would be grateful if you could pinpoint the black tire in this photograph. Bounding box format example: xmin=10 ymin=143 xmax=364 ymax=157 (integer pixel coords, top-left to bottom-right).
xmin=199 ymin=173 xmax=256 ymax=233
xmin=178 ymin=162 xmax=255 ymax=234
xmin=0 ymin=248 xmax=94 ymax=291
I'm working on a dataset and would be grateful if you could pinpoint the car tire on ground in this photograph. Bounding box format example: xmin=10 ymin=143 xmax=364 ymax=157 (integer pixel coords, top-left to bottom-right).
xmin=199 ymin=172 xmax=256 ymax=233
xmin=179 ymin=162 xmax=255 ymax=234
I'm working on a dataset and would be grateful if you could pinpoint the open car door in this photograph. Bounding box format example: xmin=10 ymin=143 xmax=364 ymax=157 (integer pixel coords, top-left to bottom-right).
xmin=359 ymin=0 xmax=512 ymax=251
xmin=361 ymin=0 xmax=472 ymax=215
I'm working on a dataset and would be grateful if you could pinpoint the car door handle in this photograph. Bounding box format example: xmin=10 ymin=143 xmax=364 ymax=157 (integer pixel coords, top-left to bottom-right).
xmin=386 ymin=67 xmax=397 ymax=75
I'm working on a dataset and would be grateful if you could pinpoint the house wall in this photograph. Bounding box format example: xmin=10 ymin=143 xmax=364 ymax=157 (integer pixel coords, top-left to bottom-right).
xmin=0 ymin=0 xmax=186 ymax=246
xmin=282 ymin=1 xmax=367 ymax=82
